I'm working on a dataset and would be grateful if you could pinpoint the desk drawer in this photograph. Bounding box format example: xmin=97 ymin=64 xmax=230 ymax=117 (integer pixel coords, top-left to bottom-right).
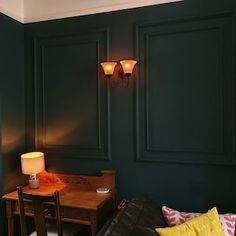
xmin=13 ymin=201 xmax=91 ymax=225
xmin=9 ymin=198 xmax=113 ymax=228
xmin=13 ymin=201 xmax=58 ymax=218
xmin=61 ymin=206 xmax=91 ymax=224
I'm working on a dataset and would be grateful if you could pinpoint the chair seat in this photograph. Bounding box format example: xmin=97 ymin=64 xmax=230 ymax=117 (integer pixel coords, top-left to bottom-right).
xmin=30 ymin=222 xmax=84 ymax=236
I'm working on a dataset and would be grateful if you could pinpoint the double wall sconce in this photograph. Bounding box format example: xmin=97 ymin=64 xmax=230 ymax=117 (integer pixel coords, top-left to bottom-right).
xmin=101 ymin=60 xmax=137 ymax=86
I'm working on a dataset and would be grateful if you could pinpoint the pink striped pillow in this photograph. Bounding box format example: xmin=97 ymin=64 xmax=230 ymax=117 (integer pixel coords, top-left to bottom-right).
xmin=162 ymin=206 xmax=236 ymax=236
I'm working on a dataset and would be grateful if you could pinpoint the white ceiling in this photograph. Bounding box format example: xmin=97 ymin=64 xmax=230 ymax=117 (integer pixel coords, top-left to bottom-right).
xmin=0 ymin=0 xmax=182 ymax=24
xmin=0 ymin=0 xmax=24 ymax=22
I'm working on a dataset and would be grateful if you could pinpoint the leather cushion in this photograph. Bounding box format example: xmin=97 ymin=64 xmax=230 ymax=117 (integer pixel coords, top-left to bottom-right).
xmin=97 ymin=197 xmax=167 ymax=236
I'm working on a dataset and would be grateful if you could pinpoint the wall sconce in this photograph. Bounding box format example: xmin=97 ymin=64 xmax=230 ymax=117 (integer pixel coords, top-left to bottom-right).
xmin=21 ymin=152 xmax=45 ymax=189
xmin=120 ymin=60 xmax=137 ymax=78
xmin=100 ymin=62 xmax=117 ymax=79
xmin=101 ymin=60 xmax=137 ymax=86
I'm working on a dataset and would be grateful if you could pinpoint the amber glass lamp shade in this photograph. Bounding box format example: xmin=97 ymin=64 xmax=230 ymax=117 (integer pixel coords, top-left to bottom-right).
xmin=21 ymin=152 xmax=45 ymax=189
xmin=120 ymin=60 xmax=137 ymax=76
xmin=100 ymin=62 xmax=117 ymax=77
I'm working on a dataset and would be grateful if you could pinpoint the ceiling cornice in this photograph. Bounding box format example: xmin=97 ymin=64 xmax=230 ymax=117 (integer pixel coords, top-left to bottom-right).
xmin=0 ymin=0 xmax=182 ymax=24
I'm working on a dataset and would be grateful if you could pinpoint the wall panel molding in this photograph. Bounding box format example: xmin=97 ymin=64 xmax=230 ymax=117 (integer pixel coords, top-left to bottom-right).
xmin=34 ymin=28 xmax=111 ymax=160
xmin=136 ymin=13 xmax=235 ymax=164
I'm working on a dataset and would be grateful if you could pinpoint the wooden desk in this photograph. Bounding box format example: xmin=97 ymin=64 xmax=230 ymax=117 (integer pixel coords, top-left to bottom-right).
xmin=2 ymin=170 xmax=116 ymax=236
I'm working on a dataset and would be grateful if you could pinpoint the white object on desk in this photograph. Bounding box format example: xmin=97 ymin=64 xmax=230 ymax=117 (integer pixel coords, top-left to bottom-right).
xmin=96 ymin=187 xmax=110 ymax=194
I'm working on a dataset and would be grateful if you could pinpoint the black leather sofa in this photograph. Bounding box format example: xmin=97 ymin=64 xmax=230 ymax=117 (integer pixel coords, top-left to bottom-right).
xmin=97 ymin=197 xmax=167 ymax=236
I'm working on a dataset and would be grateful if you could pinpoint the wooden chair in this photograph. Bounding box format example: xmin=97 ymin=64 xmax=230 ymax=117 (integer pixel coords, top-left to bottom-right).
xmin=17 ymin=186 xmax=83 ymax=236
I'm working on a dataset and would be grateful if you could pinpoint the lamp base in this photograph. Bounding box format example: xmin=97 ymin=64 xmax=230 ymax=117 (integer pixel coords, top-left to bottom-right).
xmin=29 ymin=174 xmax=40 ymax=189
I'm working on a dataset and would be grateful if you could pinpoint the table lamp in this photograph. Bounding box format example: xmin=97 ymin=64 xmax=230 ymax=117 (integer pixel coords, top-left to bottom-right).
xmin=21 ymin=152 xmax=45 ymax=189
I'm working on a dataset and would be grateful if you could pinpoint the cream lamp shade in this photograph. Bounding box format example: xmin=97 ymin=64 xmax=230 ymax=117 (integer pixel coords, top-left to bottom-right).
xmin=21 ymin=152 xmax=45 ymax=188
xmin=21 ymin=152 xmax=45 ymax=174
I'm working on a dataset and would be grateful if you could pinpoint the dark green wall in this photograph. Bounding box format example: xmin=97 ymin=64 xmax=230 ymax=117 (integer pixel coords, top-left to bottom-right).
xmin=23 ymin=0 xmax=236 ymax=215
xmin=0 ymin=13 xmax=25 ymax=236
xmin=0 ymin=1 xmax=233 ymax=235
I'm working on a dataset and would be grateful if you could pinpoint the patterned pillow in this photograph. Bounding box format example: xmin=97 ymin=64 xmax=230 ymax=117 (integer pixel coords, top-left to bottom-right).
xmin=162 ymin=206 xmax=236 ymax=236
xmin=156 ymin=207 xmax=224 ymax=236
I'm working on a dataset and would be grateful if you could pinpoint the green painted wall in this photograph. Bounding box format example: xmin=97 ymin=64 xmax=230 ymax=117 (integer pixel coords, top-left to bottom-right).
xmin=0 ymin=0 xmax=235 ymax=235
xmin=0 ymin=0 xmax=236 ymax=235
xmin=0 ymin=13 xmax=25 ymax=236
xmin=24 ymin=0 xmax=236 ymax=214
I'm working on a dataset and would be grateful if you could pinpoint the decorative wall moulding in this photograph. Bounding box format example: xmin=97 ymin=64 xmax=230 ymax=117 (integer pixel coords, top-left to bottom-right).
xmin=33 ymin=29 xmax=111 ymax=160
xmin=135 ymin=13 xmax=235 ymax=165
xmin=0 ymin=0 xmax=182 ymax=23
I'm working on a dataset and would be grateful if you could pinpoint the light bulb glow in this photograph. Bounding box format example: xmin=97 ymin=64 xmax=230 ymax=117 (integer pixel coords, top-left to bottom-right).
xmin=106 ymin=65 xmax=112 ymax=70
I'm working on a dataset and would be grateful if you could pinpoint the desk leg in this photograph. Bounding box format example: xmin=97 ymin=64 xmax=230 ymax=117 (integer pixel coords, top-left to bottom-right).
xmin=6 ymin=200 xmax=14 ymax=236
xmin=90 ymin=211 xmax=97 ymax=236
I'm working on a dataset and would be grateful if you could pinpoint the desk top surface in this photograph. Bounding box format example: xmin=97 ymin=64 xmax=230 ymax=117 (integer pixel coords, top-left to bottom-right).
xmin=2 ymin=170 xmax=116 ymax=211
xmin=2 ymin=183 xmax=112 ymax=210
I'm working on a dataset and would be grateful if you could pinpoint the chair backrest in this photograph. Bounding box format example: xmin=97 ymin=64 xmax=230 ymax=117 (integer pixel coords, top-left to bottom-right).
xmin=17 ymin=186 xmax=63 ymax=236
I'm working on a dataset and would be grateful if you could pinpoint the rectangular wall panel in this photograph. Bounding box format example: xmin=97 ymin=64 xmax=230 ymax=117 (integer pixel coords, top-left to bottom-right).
xmin=136 ymin=14 xmax=235 ymax=164
xmin=34 ymin=29 xmax=111 ymax=160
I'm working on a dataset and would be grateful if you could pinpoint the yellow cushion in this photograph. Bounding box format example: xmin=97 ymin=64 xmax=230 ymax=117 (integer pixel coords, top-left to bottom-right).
xmin=156 ymin=207 xmax=224 ymax=236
